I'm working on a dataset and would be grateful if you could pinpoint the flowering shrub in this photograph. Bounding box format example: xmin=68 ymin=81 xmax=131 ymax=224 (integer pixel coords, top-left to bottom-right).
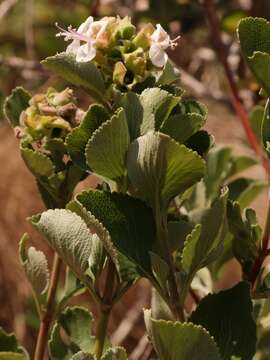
xmin=2 ymin=14 xmax=270 ymax=360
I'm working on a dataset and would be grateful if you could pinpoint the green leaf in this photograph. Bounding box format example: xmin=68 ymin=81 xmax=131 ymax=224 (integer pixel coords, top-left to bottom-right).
xmin=31 ymin=209 xmax=95 ymax=287
xmin=227 ymin=201 xmax=261 ymax=276
xmin=71 ymin=352 xmax=94 ymax=360
xmin=249 ymin=105 xmax=264 ymax=141
xmin=160 ymin=112 xmax=205 ymax=144
xmin=70 ymin=190 xmax=156 ymax=277
xmin=3 ymin=87 xmax=30 ymax=127
xmin=20 ymin=143 xmax=55 ymax=178
xmin=168 ymin=220 xmax=194 ymax=252
xmin=181 ymin=188 xmax=228 ymax=287
xmin=0 ymin=328 xmax=28 ymax=360
xmin=190 ymin=282 xmax=256 ymax=360
xmin=144 ymin=312 xmax=222 ymax=360
xmin=86 ymin=109 xmax=130 ymax=181
xmin=228 ymin=178 xmax=267 ymax=209
xmin=184 ymin=130 xmax=212 ymax=156
xmin=19 ymin=234 xmax=49 ymax=302
xmin=139 ymin=88 xmax=179 ymax=134
xmin=116 ymin=92 xmax=143 ymax=140
xmin=101 ymin=347 xmax=128 ymax=360
xmin=49 ymin=306 xmax=95 ymax=360
xmin=157 ymin=60 xmax=180 ymax=86
xmin=127 ymin=132 xmax=205 ymax=209
xmin=204 ymin=147 xmax=232 ymax=200
xmin=262 ymin=99 xmax=270 ymax=153
xmin=42 ymin=53 xmax=106 ymax=101
xmin=66 ymin=104 xmax=110 ymax=170
xmin=238 ymin=17 xmax=270 ymax=94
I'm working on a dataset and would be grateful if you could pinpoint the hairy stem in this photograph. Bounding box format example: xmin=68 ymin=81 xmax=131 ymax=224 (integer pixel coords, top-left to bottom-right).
xmin=200 ymin=0 xmax=270 ymax=177
xmin=94 ymin=258 xmax=116 ymax=359
xmin=34 ymin=254 xmax=62 ymax=360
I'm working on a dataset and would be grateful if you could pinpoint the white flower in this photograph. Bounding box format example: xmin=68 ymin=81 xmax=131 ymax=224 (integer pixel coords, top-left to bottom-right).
xmin=56 ymin=17 xmax=109 ymax=62
xmin=149 ymin=24 xmax=180 ymax=68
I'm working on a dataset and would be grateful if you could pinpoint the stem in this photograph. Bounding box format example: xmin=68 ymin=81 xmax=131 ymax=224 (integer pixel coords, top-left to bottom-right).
xmin=94 ymin=258 xmax=116 ymax=359
xmin=34 ymin=254 xmax=62 ymax=360
xmin=155 ymin=205 xmax=184 ymax=321
xmin=200 ymin=0 xmax=270 ymax=177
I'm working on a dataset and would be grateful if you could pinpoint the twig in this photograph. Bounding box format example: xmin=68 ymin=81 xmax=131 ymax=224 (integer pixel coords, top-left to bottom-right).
xmin=130 ymin=334 xmax=149 ymax=360
xmin=34 ymin=254 xmax=62 ymax=360
xmin=200 ymin=0 xmax=270 ymax=177
xmin=111 ymin=295 xmax=147 ymax=345
xmin=0 ymin=0 xmax=17 ymax=20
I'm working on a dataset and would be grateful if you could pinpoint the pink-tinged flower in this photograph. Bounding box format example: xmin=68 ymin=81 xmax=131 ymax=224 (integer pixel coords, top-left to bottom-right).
xmin=56 ymin=17 xmax=109 ymax=62
xmin=149 ymin=24 xmax=180 ymax=68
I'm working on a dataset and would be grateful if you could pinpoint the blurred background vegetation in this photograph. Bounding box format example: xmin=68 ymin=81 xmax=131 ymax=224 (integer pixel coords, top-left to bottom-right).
xmin=1 ymin=0 xmax=270 ymax=357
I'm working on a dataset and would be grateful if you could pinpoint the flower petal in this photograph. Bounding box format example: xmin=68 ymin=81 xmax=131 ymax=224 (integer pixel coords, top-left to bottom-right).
xmin=150 ymin=24 xmax=170 ymax=49
xmin=149 ymin=44 xmax=168 ymax=68
xmin=78 ymin=16 xmax=94 ymax=34
xmin=76 ymin=42 xmax=96 ymax=62
xmin=66 ymin=39 xmax=80 ymax=54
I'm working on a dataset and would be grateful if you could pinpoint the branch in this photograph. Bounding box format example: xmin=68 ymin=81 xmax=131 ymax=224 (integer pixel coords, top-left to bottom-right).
xmin=0 ymin=0 xmax=17 ymax=20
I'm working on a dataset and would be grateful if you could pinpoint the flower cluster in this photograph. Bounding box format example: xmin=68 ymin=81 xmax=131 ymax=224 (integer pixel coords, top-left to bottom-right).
xmin=56 ymin=16 xmax=180 ymax=88
xmin=18 ymin=88 xmax=83 ymax=141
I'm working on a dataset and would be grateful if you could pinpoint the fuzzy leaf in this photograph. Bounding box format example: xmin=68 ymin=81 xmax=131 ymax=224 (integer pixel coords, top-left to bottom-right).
xmin=66 ymin=105 xmax=110 ymax=170
xmin=42 ymin=53 xmax=106 ymax=100
xmin=116 ymin=92 xmax=143 ymax=140
xmin=4 ymin=87 xmax=30 ymax=127
xmin=139 ymin=88 xmax=179 ymax=134
xmin=101 ymin=347 xmax=128 ymax=360
xmin=70 ymin=190 xmax=156 ymax=277
xmin=238 ymin=17 xmax=270 ymax=94
xmin=190 ymin=282 xmax=256 ymax=360
xmin=71 ymin=352 xmax=94 ymax=360
xmin=49 ymin=306 xmax=95 ymax=360
xmin=144 ymin=312 xmax=222 ymax=360
xmin=249 ymin=105 xmax=264 ymax=141
xmin=20 ymin=143 xmax=55 ymax=178
xmin=31 ymin=209 xmax=95 ymax=286
xmin=127 ymin=131 xmax=205 ymax=209
xmin=86 ymin=109 xmax=130 ymax=181
xmin=168 ymin=220 xmax=194 ymax=252
xmin=19 ymin=234 xmax=49 ymax=300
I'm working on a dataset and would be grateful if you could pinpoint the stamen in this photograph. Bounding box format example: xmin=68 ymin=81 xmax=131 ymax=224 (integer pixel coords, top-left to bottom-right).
xmin=55 ymin=22 xmax=90 ymax=43
xmin=169 ymin=35 xmax=181 ymax=50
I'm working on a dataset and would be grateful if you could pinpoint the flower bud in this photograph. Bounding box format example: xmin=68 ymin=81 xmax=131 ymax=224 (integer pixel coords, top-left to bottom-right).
xmin=133 ymin=23 xmax=155 ymax=50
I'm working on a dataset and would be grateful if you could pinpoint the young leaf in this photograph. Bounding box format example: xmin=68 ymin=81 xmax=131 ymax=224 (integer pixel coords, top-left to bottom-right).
xmin=3 ymin=87 xmax=30 ymax=127
xmin=127 ymin=131 xmax=205 ymax=209
xmin=101 ymin=347 xmax=128 ymax=360
xmin=144 ymin=311 xmax=222 ymax=360
xmin=190 ymin=282 xmax=256 ymax=360
xmin=139 ymin=88 xmax=179 ymax=134
xmin=86 ymin=109 xmax=130 ymax=181
xmin=238 ymin=17 xmax=270 ymax=94
xmin=49 ymin=306 xmax=95 ymax=360
xmin=157 ymin=60 xmax=180 ymax=85
xmin=66 ymin=104 xmax=110 ymax=170
xmin=262 ymin=99 xmax=270 ymax=155
xmin=42 ymin=53 xmax=106 ymax=101
xmin=70 ymin=190 xmax=156 ymax=277
xmin=19 ymin=234 xmax=49 ymax=303
xmin=20 ymin=142 xmax=55 ymax=178
xmin=31 ymin=209 xmax=95 ymax=287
